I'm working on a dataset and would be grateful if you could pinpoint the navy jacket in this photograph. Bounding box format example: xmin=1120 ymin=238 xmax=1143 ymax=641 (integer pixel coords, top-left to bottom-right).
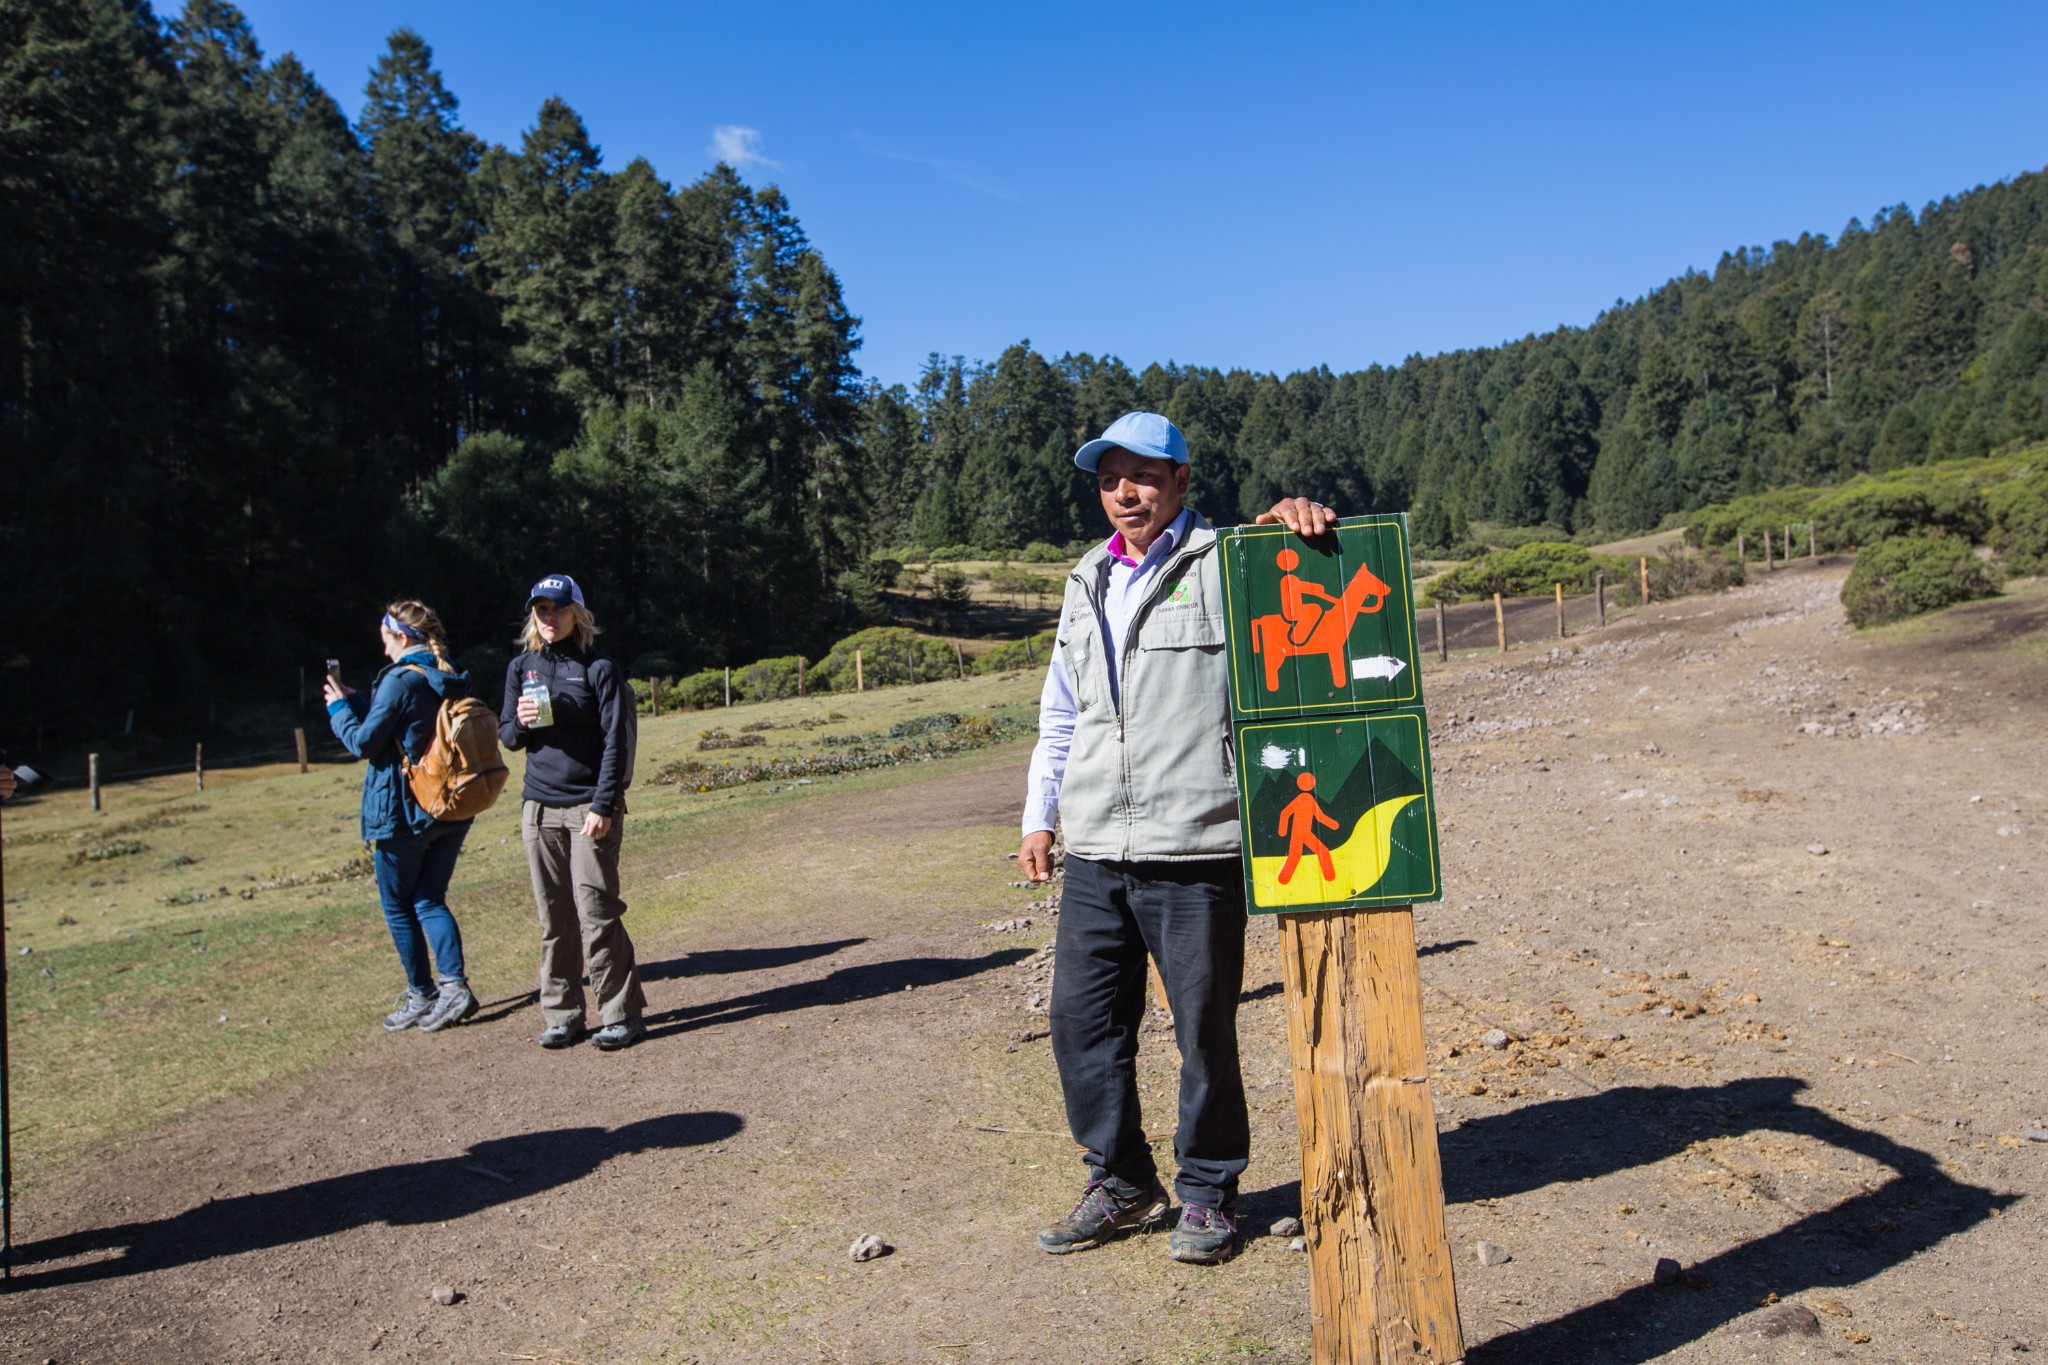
xmin=328 ymin=651 xmax=473 ymax=840
xmin=498 ymin=644 xmax=636 ymax=817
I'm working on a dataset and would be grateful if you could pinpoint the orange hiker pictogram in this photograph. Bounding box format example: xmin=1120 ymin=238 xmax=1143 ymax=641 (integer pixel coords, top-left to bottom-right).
xmin=1250 ymin=553 xmax=1393 ymax=691
xmin=1277 ymin=772 xmax=1340 ymax=885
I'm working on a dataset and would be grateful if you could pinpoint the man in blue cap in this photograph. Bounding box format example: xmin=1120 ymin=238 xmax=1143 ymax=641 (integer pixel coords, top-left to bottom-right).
xmin=1021 ymin=411 xmax=1334 ymax=1263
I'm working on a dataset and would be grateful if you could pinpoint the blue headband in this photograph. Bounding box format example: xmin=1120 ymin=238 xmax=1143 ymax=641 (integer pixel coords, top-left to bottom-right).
xmin=381 ymin=611 xmax=426 ymax=642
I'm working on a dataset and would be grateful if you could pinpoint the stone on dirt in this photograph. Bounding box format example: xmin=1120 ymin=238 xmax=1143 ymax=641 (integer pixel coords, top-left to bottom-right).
xmin=1482 ymin=1028 xmax=1510 ymax=1050
xmin=1751 ymin=1302 xmax=1823 ymax=1338
xmin=1806 ymin=843 xmax=1828 ymax=855
xmin=849 ymin=1233 xmax=891 ymax=1262
xmin=1476 ymin=1241 xmax=1512 ymax=1267
xmin=429 ymin=1285 xmax=459 ymax=1306
xmin=1288 ymin=1236 xmax=1306 ymax=1252
xmin=1268 ymin=1216 xmax=1302 ymax=1238
xmin=1652 ymin=1257 xmax=1682 ymax=1286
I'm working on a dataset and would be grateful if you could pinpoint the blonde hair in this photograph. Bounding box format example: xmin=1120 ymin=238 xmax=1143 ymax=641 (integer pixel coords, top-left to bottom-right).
xmin=384 ymin=599 xmax=454 ymax=672
xmin=519 ymin=600 xmax=599 ymax=654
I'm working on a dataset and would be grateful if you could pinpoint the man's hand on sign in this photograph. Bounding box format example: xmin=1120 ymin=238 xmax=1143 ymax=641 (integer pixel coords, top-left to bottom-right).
xmin=1254 ymin=497 xmax=1338 ymax=537
xmin=1019 ymin=830 xmax=1055 ymax=883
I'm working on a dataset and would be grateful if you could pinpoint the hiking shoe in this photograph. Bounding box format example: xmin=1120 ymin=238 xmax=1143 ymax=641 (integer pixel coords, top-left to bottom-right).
xmin=590 ymin=1019 xmax=645 ymax=1051
xmin=382 ymin=988 xmax=435 ymax=1032
xmin=1170 ymin=1201 xmax=1239 ymax=1264
xmin=416 ymin=979 xmax=477 ymax=1033
xmin=1036 ymin=1176 xmax=1170 ymax=1254
xmin=539 ymin=1022 xmax=586 ymax=1049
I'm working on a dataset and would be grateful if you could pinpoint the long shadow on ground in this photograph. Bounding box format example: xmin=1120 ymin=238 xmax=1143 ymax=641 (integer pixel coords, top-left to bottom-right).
xmin=3 ymin=1111 xmax=743 ymax=1290
xmin=1243 ymin=1077 xmax=2014 ymax=1363
xmin=638 ymin=938 xmax=868 ymax=984
xmin=644 ymin=949 xmax=1032 ymax=1038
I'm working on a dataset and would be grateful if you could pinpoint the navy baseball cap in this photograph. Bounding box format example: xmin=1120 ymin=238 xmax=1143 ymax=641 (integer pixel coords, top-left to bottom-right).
xmin=528 ymin=574 xmax=586 ymax=608
xmin=1074 ymin=411 xmax=1189 ymax=473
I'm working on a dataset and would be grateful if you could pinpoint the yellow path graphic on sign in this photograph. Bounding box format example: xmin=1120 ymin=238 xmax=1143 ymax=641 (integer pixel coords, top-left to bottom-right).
xmin=1250 ymin=794 xmax=1420 ymax=908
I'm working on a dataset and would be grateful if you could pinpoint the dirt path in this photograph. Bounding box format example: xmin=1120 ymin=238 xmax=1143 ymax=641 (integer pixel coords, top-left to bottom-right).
xmin=4 ymin=561 xmax=2044 ymax=1363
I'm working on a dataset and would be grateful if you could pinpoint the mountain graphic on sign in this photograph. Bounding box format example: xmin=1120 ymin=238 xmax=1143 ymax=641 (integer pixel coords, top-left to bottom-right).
xmin=1244 ymin=736 xmax=1427 ymax=907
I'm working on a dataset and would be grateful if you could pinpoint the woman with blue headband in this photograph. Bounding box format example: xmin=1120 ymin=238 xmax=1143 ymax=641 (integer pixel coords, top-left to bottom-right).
xmin=323 ymin=598 xmax=480 ymax=1035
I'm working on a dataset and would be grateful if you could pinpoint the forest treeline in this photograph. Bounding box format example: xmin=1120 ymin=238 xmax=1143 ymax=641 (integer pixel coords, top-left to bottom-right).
xmin=7 ymin=0 xmax=2048 ymax=736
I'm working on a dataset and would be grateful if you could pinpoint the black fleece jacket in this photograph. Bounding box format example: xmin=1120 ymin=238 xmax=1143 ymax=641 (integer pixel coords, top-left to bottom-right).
xmin=499 ymin=644 xmax=636 ymax=816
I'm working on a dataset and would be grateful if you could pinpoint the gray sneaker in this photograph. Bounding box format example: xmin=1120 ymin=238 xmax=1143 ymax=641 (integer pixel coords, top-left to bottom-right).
xmin=382 ymin=988 xmax=434 ymax=1032
xmin=1036 ymin=1175 xmax=1170 ymax=1254
xmin=416 ymin=979 xmax=477 ymax=1033
xmin=539 ymin=1022 xmax=586 ymax=1049
xmin=1169 ymin=1201 xmax=1239 ymax=1264
xmin=589 ymin=1019 xmax=645 ymax=1051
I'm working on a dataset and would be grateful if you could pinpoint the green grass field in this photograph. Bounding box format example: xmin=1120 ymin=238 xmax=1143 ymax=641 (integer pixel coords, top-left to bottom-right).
xmin=0 ymin=668 xmax=1046 ymax=1184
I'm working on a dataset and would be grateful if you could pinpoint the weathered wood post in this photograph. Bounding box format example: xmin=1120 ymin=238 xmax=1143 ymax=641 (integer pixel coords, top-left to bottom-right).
xmin=1493 ymin=592 xmax=1505 ymax=653
xmin=1435 ymin=600 xmax=1447 ymax=663
xmin=1736 ymin=530 xmax=1745 ymax=565
xmin=293 ymin=727 xmax=308 ymax=774
xmin=88 ymin=753 xmax=101 ymax=813
xmin=954 ymin=639 xmax=966 ymax=679
xmin=195 ymin=744 xmax=204 ymax=794
xmin=724 ymin=667 xmax=732 ymax=707
xmin=1595 ymin=571 xmax=1607 ymax=626
xmin=1808 ymin=522 xmax=1817 ymax=559
xmin=1555 ymin=582 xmax=1566 ymax=639
xmin=855 ymin=649 xmax=865 ymax=693
xmin=1784 ymin=524 xmax=1793 ymax=561
xmin=1639 ymin=556 xmax=1650 ymax=605
xmin=1764 ymin=531 xmax=1774 ymax=571
xmin=797 ymin=657 xmax=808 ymax=697
xmin=1220 ymin=515 xmax=1463 ymax=1365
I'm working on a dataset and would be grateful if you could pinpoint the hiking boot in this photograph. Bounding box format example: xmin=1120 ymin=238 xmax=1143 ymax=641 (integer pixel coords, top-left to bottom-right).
xmin=1036 ymin=1175 xmax=1169 ymax=1254
xmin=590 ymin=1019 xmax=645 ymax=1051
xmin=416 ymin=979 xmax=477 ymax=1033
xmin=382 ymin=988 xmax=434 ymax=1032
xmin=1169 ymin=1201 xmax=1239 ymax=1264
xmin=539 ymin=1022 xmax=586 ymax=1049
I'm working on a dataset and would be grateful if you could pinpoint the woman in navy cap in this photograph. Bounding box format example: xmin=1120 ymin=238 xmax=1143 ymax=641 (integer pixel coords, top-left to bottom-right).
xmin=499 ymin=574 xmax=647 ymax=1050
xmin=324 ymin=599 xmax=479 ymax=1034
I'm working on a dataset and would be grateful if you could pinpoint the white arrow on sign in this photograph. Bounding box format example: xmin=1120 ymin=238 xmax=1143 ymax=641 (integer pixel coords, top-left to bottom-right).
xmin=1350 ymin=655 xmax=1408 ymax=682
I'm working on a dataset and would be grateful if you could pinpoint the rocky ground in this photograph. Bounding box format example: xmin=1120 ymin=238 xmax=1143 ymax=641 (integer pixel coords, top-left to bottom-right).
xmin=3 ymin=557 xmax=2043 ymax=1363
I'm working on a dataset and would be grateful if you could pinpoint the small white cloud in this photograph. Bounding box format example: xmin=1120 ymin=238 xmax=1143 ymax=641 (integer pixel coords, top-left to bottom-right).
xmin=709 ymin=125 xmax=779 ymax=169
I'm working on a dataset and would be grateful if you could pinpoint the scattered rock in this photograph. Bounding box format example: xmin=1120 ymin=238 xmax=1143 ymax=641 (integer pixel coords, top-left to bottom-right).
xmin=1752 ymin=1302 xmax=1822 ymax=1338
xmin=2026 ymin=1129 xmax=2048 ymax=1143
xmin=1288 ymin=1236 xmax=1306 ymax=1252
xmin=1653 ymin=1257 xmax=1683 ymax=1286
xmin=984 ymin=917 xmax=1034 ymax=933
xmin=1811 ymin=1296 xmax=1853 ymax=1318
xmin=1806 ymin=843 xmax=1828 ymax=856
xmin=849 ymin=1233 xmax=891 ymax=1262
xmin=1475 ymin=1241 xmax=1512 ymax=1267
xmin=429 ymin=1285 xmax=459 ymax=1306
xmin=1601 ymin=1030 xmax=1626 ymax=1042
xmin=1482 ymin=1029 xmax=1510 ymax=1051
xmin=1269 ymin=1216 xmax=1302 ymax=1238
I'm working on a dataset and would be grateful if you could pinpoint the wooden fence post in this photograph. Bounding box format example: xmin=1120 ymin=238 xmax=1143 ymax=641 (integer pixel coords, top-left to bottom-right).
xmin=954 ymin=639 xmax=966 ymax=679
xmin=89 ymin=752 xmax=101 ymax=813
xmin=1596 ymin=571 xmax=1607 ymax=626
xmin=1493 ymin=592 xmax=1506 ymax=653
xmin=1024 ymin=635 xmax=1035 ymax=664
xmin=855 ymin=648 xmax=865 ymax=693
xmin=1764 ymin=530 xmax=1774 ymax=571
xmin=195 ymin=744 xmax=204 ymax=794
xmin=797 ymin=657 xmax=807 ymax=698
xmin=1555 ymin=582 xmax=1566 ymax=639
xmin=1783 ymin=524 xmax=1792 ymax=561
xmin=1639 ymin=556 xmax=1650 ymax=605
xmin=294 ymin=727 xmax=308 ymax=773
xmin=1278 ymin=908 xmax=1465 ymax=1364
xmin=1435 ymin=600 xmax=1447 ymax=663
xmin=724 ymin=667 xmax=732 ymax=707
xmin=1808 ymin=522 xmax=1817 ymax=559
xmin=1736 ymin=530 xmax=1745 ymax=564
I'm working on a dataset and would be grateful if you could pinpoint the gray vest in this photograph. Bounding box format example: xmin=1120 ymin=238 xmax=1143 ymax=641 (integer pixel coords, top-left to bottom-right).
xmin=1052 ymin=511 xmax=1241 ymax=861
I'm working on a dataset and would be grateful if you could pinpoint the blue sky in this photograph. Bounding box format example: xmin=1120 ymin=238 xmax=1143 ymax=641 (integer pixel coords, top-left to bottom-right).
xmin=234 ymin=1 xmax=2048 ymax=390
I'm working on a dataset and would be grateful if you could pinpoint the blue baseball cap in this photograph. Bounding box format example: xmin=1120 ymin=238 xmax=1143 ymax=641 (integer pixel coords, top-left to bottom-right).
xmin=1074 ymin=411 xmax=1189 ymax=473
xmin=528 ymin=573 xmax=586 ymax=608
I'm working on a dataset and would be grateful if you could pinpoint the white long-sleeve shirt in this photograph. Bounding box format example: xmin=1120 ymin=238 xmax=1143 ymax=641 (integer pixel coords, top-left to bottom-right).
xmin=1021 ymin=509 xmax=1195 ymax=836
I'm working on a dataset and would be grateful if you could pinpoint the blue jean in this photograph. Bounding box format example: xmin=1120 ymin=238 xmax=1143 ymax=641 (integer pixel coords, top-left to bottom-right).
xmin=372 ymin=821 xmax=470 ymax=995
xmin=1050 ymin=855 xmax=1249 ymax=1208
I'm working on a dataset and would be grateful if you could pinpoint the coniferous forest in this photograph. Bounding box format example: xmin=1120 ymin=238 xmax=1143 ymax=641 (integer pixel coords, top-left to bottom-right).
xmin=7 ymin=0 xmax=2048 ymax=736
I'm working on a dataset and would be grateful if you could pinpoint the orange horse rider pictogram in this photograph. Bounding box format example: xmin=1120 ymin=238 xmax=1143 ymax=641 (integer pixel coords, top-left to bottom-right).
xmin=1276 ymin=772 xmax=1339 ymax=885
xmin=1250 ymin=550 xmax=1392 ymax=691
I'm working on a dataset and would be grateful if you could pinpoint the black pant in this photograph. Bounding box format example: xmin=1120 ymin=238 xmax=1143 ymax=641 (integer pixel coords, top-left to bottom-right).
xmin=1049 ymin=855 xmax=1250 ymax=1208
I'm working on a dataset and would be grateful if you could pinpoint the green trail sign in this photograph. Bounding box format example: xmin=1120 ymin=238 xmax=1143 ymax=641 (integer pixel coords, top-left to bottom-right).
xmin=1219 ymin=516 xmax=1422 ymax=722
xmin=1234 ymin=710 xmax=1442 ymax=913
xmin=1221 ymin=514 xmax=1443 ymax=914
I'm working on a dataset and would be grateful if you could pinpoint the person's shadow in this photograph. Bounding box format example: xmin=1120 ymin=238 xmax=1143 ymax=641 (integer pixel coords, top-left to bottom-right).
xmin=4 ymin=1110 xmax=742 ymax=1290
xmin=643 ymin=948 xmax=1032 ymax=1038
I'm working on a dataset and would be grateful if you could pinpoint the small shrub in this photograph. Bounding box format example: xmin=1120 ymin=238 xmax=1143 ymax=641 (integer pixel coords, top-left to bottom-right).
xmin=736 ymin=654 xmax=809 ymax=702
xmin=931 ymin=567 xmax=973 ymax=616
xmin=928 ymin=543 xmax=977 ymax=563
xmin=809 ymin=626 xmax=959 ymax=692
xmin=670 ymin=668 xmax=729 ymax=709
xmin=1987 ymin=472 xmax=2048 ymax=573
xmin=974 ymin=630 xmax=1057 ymax=674
xmin=1840 ymin=535 xmax=2003 ymax=627
xmin=697 ymin=729 xmax=766 ymax=751
xmin=1424 ymin=542 xmax=1624 ymax=604
xmin=1020 ymin=541 xmax=1068 ymax=563
xmin=1811 ymin=479 xmax=1987 ymax=549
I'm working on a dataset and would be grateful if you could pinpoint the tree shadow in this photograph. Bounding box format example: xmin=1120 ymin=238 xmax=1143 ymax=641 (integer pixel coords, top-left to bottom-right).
xmin=637 ymin=938 xmax=868 ymax=985
xmin=644 ymin=949 xmax=1031 ymax=1038
xmin=4 ymin=1110 xmax=743 ymax=1290
xmin=1242 ymin=1077 xmax=2015 ymax=1362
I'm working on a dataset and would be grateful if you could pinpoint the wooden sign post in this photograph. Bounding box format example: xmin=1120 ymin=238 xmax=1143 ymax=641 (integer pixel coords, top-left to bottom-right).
xmin=1221 ymin=516 xmax=1463 ymax=1364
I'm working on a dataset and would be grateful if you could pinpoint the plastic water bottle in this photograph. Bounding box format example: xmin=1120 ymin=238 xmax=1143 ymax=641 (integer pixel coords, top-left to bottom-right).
xmin=522 ymin=670 xmax=554 ymax=728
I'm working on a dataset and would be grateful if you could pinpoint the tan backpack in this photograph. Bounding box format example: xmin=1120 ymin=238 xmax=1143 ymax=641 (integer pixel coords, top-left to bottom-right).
xmin=403 ymin=666 xmax=510 ymax=821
